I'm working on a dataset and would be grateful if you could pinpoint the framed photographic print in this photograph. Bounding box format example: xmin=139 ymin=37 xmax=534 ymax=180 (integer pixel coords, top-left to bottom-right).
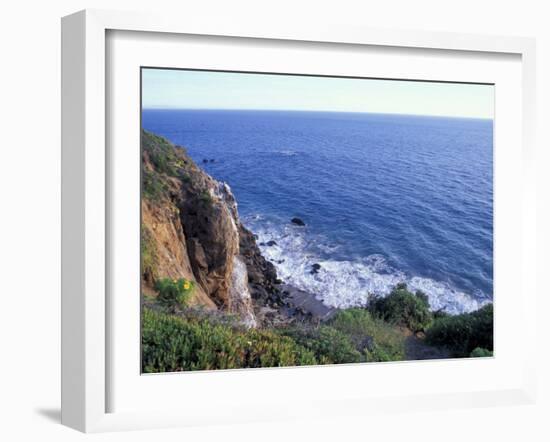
xmin=61 ymin=9 xmax=537 ymax=432
xmin=139 ymin=68 xmax=494 ymax=370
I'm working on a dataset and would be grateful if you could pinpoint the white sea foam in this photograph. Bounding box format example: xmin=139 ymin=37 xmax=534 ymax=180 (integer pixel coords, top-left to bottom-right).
xmin=249 ymin=220 xmax=490 ymax=315
xmin=275 ymin=149 xmax=298 ymax=157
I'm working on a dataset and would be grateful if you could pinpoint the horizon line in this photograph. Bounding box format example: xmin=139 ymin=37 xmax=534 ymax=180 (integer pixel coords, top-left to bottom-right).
xmin=141 ymin=107 xmax=494 ymax=121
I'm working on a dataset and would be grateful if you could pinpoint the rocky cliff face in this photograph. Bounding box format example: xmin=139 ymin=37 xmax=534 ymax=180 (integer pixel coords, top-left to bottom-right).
xmin=141 ymin=130 xmax=280 ymax=326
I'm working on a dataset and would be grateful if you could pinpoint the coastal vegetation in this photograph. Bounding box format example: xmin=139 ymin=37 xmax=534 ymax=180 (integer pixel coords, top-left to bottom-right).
xmin=141 ymin=306 xmax=407 ymax=372
xmin=155 ymin=277 xmax=195 ymax=312
xmin=142 ymin=281 xmax=493 ymax=372
xmin=328 ymin=308 xmax=406 ymax=362
xmin=141 ymin=308 xmax=317 ymax=372
xmin=367 ymin=283 xmax=432 ymax=332
xmin=425 ymin=304 xmax=493 ymax=357
xmin=470 ymin=347 xmax=493 ymax=358
xmin=140 ymin=129 xmax=494 ymax=372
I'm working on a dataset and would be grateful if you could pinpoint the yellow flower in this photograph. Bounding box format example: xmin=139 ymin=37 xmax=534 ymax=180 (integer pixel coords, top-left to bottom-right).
xmin=183 ymin=281 xmax=191 ymax=290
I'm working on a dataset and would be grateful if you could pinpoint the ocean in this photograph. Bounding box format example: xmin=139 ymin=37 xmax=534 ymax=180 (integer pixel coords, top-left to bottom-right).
xmin=142 ymin=109 xmax=493 ymax=314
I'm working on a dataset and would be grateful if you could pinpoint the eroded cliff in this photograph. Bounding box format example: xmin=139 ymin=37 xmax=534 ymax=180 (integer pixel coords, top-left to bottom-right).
xmin=141 ymin=130 xmax=281 ymax=326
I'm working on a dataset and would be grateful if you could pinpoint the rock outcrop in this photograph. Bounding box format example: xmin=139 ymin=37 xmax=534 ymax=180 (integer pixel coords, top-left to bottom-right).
xmin=141 ymin=130 xmax=279 ymax=326
xmin=141 ymin=198 xmax=214 ymax=308
xmin=291 ymin=217 xmax=306 ymax=226
xmin=238 ymin=224 xmax=279 ymax=302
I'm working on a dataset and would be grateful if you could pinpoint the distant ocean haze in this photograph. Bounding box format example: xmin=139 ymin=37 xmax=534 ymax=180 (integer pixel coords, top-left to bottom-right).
xmin=142 ymin=109 xmax=493 ymax=314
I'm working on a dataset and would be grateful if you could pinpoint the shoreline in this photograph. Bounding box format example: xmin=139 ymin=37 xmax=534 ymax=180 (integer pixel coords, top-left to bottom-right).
xmin=279 ymin=283 xmax=337 ymax=322
xmin=250 ymin=220 xmax=492 ymax=316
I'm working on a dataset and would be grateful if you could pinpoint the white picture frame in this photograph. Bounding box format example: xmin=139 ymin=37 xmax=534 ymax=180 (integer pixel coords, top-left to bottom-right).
xmin=61 ymin=9 xmax=538 ymax=433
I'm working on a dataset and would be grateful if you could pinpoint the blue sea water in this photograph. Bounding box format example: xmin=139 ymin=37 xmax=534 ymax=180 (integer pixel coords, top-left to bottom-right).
xmin=142 ymin=109 xmax=493 ymax=314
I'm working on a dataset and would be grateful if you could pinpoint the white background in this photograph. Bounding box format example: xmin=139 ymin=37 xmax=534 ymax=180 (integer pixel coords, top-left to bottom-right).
xmin=109 ymin=30 xmax=524 ymax=414
xmin=0 ymin=1 xmax=548 ymax=441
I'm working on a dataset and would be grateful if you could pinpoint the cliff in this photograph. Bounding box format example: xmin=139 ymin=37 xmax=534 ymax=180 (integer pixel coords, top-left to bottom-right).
xmin=141 ymin=130 xmax=282 ymax=327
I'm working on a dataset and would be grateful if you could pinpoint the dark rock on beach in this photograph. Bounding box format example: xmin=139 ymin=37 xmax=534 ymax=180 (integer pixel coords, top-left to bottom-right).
xmin=280 ymin=284 xmax=336 ymax=322
xmin=291 ymin=217 xmax=306 ymax=226
xmin=239 ymin=224 xmax=279 ymax=295
xmin=258 ymin=240 xmax=277 ymax=247
xmin=310 ymin=263 xmax=322 ymax=274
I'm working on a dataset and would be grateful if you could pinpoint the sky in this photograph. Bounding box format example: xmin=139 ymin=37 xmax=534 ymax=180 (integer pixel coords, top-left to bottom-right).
xmin=142 ymin=68 xmax=494 ymax=119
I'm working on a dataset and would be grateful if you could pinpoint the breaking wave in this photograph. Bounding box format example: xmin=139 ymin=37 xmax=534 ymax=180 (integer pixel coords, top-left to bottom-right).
xmin=246 ymin=216 xmax=490 ymax=315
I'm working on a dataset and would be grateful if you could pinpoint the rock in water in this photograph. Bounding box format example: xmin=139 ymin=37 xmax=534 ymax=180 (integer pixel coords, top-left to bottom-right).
xmin=310 ymin=263 xmax=322 ymax=274
xmin=291 ymin=217 xmax=306 ymax=226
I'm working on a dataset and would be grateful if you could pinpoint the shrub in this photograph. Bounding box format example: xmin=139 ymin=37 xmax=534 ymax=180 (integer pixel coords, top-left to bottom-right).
xmin=141 ymin=308 xmax=317 ymax=372
xmin=243 ymin=329 xmax=318 ymax=368
xmin=142 ymin=130 xmax=192 ymax=201
xmin=368 ymin=284 xmax=433 ymax=332
xmin=279 ymin=325 xmax=362 ymax=364
xmin=141 ymin=225 xmax=157 ymax=283
xmin=470 ymin=347 xmax=493 ymax=358
xmin=142 ymin=130 xmax=178 ymax=176
xmin=142 ymin=169 xmax=167 ymax=200
xmin=180 ymin=173 xmax=192 ymax=184
xmin=329 ymin=308 xmax=406 ymax=362
xmin=198 ymin=190 xmax=213 ymax=205
xmin=154 ymin=278 xmax=195 ymax=312
xmin=425 ymin=304 xmax=493 ymax=357
xmin=433 ymin=309 xmax=450 ymax=320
